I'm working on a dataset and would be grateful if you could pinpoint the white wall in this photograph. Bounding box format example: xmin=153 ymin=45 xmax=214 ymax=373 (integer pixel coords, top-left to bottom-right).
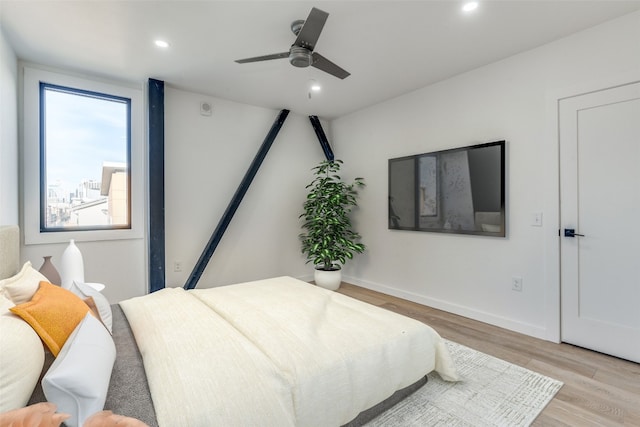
xmin=164 ymin=87 xmax=326 ymax=288
xmin=0 ymin=29 xmax=18 ymax=225
xmin=13 ymin=73 xmax=325 ymax=302
xmin=332 ymin=11 xmax=640 ymax=340
xmin=20 ymin=238 xmax=147 ymax=303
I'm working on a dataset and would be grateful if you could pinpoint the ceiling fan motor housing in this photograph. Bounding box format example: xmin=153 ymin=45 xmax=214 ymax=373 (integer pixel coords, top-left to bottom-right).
xmin=289 ymin=46 xmax=313 ymax=68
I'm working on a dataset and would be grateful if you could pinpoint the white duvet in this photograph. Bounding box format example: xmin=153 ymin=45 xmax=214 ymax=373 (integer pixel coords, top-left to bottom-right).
xmin=120 ymin=276 xmax=458 ymax=427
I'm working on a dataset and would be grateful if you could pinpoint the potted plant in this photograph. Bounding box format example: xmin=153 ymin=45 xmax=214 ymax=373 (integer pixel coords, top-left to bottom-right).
xmin=299 ymin=159 xmax=366 ymax=290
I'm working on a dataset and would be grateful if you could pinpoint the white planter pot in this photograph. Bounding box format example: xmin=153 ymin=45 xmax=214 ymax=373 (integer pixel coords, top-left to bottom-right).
xmin=314 ymin=268 xmax=342 ymax=291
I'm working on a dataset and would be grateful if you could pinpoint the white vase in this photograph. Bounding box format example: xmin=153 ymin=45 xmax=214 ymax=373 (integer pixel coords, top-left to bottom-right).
xmin=314 ymin=267 xmax=342 ymax=291
xmin=60 ymin=239 xmax=85 ymax=289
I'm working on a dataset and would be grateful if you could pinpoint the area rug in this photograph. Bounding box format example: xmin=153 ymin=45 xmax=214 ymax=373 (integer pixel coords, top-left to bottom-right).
xmin=366 ymin=340 xmax=563 ymax=426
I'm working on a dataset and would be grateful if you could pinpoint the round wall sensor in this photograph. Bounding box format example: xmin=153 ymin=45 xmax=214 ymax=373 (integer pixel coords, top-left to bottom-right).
xmin=200 ymin=102 xmax=212 ymax=116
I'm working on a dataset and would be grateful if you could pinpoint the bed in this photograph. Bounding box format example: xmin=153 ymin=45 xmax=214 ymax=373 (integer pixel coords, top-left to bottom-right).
xmin=0 ymin=225 xmax=458 ymax=426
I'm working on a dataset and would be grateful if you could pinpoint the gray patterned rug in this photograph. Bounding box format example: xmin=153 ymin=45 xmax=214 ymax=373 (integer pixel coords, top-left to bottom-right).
xmin=366 ymin=340 xmax=563 ymax=426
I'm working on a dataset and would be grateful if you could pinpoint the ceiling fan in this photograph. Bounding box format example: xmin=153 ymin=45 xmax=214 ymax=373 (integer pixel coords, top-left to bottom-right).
xmin=235 ymin=7 xmax=350 ymax=80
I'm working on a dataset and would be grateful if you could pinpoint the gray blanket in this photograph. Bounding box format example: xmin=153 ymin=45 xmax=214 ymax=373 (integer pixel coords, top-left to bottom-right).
xmin=29 ymin=305 xmax=158 ymax=426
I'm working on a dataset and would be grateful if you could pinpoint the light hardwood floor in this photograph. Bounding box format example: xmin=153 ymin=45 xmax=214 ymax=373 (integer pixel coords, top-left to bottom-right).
xmin=337 ymin=283 xmax=640 ymax=426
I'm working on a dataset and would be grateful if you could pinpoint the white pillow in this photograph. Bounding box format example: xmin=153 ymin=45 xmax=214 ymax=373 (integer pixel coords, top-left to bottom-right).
xmin=68 ymin=280 xmax=112 ymax=333
xmin=0 ymin=261 xmax=48 ymax=304
xmin=0 ymin=294 xmax=13 ymax=313
xmin=0 ymin=294 xmax=46 ymax=412
xmin=42 ymin=312 xmax=116 ymax=427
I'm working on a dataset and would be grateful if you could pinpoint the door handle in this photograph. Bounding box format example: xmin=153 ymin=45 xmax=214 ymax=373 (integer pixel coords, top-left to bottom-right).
xmin=564 ymin=228 xmax=585 ymax=237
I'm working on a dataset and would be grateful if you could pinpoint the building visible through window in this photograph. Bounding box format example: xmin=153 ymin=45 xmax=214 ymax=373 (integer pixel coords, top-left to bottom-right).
xmin=40 ymin=83 xmax=131 ymax=231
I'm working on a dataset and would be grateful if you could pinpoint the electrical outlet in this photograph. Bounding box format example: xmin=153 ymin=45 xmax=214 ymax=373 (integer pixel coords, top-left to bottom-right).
xmin=174 ymin=261 xmax=182 ymax=272
xmin=512 ymin=276 xmax=523 ymax=292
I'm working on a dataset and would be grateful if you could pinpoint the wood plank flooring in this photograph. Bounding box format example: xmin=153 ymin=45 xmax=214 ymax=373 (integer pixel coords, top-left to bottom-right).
xmin=336 ymin=283 xmax=640 ymax=426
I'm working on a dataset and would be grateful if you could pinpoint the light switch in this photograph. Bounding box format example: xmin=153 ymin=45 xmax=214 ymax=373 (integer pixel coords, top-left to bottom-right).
xmin=532 ymin=212 xmax=543 ymax=227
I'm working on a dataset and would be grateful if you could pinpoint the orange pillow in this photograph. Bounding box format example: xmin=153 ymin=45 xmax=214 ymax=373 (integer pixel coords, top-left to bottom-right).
xmin=10 ymin=281 xmax=89 ymax=356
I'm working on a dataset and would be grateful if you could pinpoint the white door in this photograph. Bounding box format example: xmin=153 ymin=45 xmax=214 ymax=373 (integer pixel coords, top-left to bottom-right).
xmin=559 ymin=82 xmax=640 ymax=363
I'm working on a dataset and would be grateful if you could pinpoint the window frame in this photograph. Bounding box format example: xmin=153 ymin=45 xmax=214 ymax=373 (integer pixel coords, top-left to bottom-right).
xmin=23 ymin=66 xmax=145 ymax=245
xmin=39 ymin=82 xmax=133 ymax=232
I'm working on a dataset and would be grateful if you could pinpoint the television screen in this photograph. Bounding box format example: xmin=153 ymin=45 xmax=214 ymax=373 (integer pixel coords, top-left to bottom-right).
xmin=388 ymin=140 xmax=505 ymax=237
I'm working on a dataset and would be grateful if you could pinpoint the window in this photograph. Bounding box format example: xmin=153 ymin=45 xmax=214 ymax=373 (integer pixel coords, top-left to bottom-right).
xmin=24 ymin=67 xmax=144 ymax=244
xmin=40 ymin=83 xmax=131 ymax=231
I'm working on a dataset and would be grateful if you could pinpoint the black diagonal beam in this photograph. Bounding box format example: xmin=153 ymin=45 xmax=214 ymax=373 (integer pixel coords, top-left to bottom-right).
xmin=309 ymin=115 xmax=334 ymax=161
xmin=184 ymin=109 xmax=290 ymax=290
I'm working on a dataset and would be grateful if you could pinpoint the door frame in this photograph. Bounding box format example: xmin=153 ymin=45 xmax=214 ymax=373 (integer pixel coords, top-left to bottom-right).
xmin=543 ymin=70 xmax=640 ymax=343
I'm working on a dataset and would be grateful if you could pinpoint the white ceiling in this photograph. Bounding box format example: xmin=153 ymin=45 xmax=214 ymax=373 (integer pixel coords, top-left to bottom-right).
xmin=2 ymin=1 xmax=640 ymax=119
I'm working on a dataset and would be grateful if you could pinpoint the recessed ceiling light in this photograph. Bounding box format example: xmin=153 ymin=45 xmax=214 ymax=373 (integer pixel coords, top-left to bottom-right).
xmin=308 ymin=80 xmax=321 ymax=99
xmin=154 ymin=40 xmax=170 ymax=48
xmin=462 ymin=1 xmax=479 ymax=12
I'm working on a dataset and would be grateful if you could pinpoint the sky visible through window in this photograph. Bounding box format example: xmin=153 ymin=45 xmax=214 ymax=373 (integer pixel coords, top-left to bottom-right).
xmin=43 ymin=86 xmax=129 ymax=229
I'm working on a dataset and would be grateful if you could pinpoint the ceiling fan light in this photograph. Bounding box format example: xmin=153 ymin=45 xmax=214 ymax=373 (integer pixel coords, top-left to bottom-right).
xmin=289 ymin=46 xmax=313 ymax=68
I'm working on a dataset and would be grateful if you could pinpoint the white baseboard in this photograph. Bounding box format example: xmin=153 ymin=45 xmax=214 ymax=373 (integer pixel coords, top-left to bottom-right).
xmin=343 ymin=275 xmax=549 ymax=341
xmin=296 ymin=274 xmax=314 ymax=283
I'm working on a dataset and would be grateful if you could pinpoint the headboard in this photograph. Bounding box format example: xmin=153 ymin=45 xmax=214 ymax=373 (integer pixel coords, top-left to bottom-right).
xmin=0 ymin=225 xmax=20 ymax=280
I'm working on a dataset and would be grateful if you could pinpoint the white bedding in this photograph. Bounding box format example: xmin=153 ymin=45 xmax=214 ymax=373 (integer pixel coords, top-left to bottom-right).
xmin=120 ymin=276 xmax=458 ymax=427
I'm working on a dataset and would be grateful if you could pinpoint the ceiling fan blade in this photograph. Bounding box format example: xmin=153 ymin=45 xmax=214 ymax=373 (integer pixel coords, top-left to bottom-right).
xmin=311 ymin=52 xmax=350 ymax=79
xmin=235 ymin=52 xmax=289 ymax=64
xmin=293 ymin=7 xmax=328 ymax=51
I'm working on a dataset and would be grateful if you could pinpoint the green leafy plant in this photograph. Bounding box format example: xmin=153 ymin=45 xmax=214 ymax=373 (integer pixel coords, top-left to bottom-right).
xmin=299 ymin=159 xmax=366 ymax=271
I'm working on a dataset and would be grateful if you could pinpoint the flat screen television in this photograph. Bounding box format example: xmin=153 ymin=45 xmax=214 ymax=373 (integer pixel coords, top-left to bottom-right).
xmin=388 ymin=140 xmax=506 ymax=237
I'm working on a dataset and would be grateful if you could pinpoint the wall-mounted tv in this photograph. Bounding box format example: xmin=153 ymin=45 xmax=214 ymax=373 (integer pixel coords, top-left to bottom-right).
xmin=388 ymin=140 xmax=506 ymax=237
